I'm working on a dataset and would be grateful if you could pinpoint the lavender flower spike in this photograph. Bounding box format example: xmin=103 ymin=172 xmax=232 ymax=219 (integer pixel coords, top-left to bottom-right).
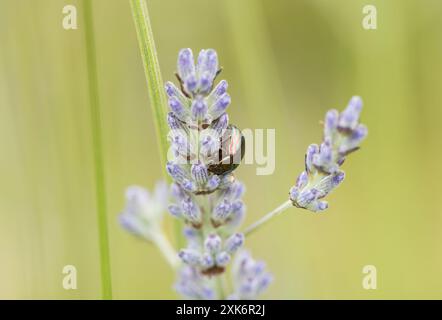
xmin=244 ymin=96 xmax=367 ymax=236
xmin=119 ymin=181 xmax=179 ymax=268
xmin=228 ymin=250 xmax=273 ymax=300
xmin=119 ymin=182 xmax=168 ymax=240
xmin=290 ymin=96 xmax=367 ymax=212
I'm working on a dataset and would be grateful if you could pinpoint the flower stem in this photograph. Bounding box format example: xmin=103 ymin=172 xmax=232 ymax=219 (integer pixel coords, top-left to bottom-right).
xmin=151 ymin=231 xmax=180 ymax=269
xmin=83 ymin=0 xmax=112 ymax=300
xmin=129 ymin=0 xmax=183 ymax=249
xmin=243 ymin=200 xmax=293 ymax=237
xmin=216 ymin=273 xmax=226 ymax=300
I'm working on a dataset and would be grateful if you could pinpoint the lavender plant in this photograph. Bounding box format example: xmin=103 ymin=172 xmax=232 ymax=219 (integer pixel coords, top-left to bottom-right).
xmin=120 ymin=47 xmax=367 ymax=299
xmin=164 ymin=48 xmax=270 ymax=299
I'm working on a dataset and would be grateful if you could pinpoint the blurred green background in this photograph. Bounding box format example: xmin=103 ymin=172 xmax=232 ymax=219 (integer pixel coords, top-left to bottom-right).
xmin=1 ymin=0 xmax=442 ymax=299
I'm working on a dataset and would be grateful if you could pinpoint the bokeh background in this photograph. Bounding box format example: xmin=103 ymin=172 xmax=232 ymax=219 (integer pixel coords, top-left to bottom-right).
xmin=1 ymin=0 xmax=442 ymax=299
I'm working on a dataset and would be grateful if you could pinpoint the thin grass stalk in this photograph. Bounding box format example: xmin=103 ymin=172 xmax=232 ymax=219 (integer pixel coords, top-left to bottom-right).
xmin=129 ymin=0 xmax=169 ymax=162
xmin=83 ymin=0 xmax=113 ymax=300
xmin=129 ymin=0 xmax=183 ymax=248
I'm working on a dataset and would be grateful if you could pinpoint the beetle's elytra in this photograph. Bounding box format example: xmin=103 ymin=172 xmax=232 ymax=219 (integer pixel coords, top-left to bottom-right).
xmin=208 ymin=124 xmax=245 ymax=175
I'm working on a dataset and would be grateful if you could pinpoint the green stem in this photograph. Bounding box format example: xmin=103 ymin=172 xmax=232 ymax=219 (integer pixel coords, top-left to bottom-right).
xmin=216 ymin=274 xmax=226 ymax=300
xmin=83 ymin=0 xmax=112 ymax=299
xmin=151 ymin=230 xmax=180 ymax=269
xmin=243 ymin=200 xmax=292 ymax=237
xmin=129 ymin=0 xmax=183 ymax=249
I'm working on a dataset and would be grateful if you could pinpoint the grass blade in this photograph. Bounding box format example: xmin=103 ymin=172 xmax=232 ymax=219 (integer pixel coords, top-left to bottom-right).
xmin=129 ymin=0 xmax=169 ymax=163
xmin=83 ymin=0 xmax=113 ymax=300
xmin=129 ymin=0 xmax=183 ymax=248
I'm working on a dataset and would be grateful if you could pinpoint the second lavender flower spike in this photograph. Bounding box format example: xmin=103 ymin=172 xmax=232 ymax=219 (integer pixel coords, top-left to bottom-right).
xmin=289 ymin=96 xmax=368 ymax=212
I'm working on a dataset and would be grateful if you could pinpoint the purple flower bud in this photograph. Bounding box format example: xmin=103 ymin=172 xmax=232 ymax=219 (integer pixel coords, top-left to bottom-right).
xmin=191 ymin=163 xmax=209 ymax=186
xmin=191 ymin=97 xmax=208 ymax=122
xmin=177 ymin=49 xmax=195 ymax=80
xmin=224 ymin=233 xmax=244 ymax=254
xmin=197 ymin=49 xmax=218 ymax=79
xmin=197 ymin=49 xmax=218 ymax=94
xmin=210 ymin=80 xmax=228 ymax=100
xmin=224 ymin=181 xmax=245 ymax=200
xmin=183 ymin=227 xmax=198 ymax=240
xmin=201 ymin=253 xmax=215 ymax=268
xmin=319 ymin=141 xmax=333 ymax=163
xmin=181 ymin=179 xmax=197 ymax=192
xmin=214 ymin=79 xmax=227 ymax=94
xmin=118 ymin=214 xmax=139 ymax=235
xmin=210 ymin=113 xmax=229 ymax=136
xmin=296 ymin=189 xmax=318 ymax=207
xmin=338 ymin=96 xmax=363 ymax=131
xmin=213 ymin=199 xmax=232 ymax=221
xmin=198 ymin=73 xmax=212 ymax=93
xmin=348 ymin=96 xmax=363 ymax=112
xmin=164 ymin=82 xmax=175 ymax=97
xmin=340 ymin=124 xmax=368 ymax=155
xmin=167 ymin=112 xmax=181 ymax=130
xmin=164 ymin=81 xmax=182 ymax=98
xmin=332 ymin=171 xmax=345 ymax=187
xmin=178 ymin=249 xmax=201 ymax=266
xmin=256 ymin=273 xmax=273 ymax=293
xmin=231 ymin=201 xmax=244 ymax=215
xmin=184 ymin=74 xmax=198 ymax=94
xmin=166 ymin=162 xmax=189 ymax=184
xmin=181 ymin=197 xmax=201 ymax=223
xmin=168 ymin=204 xmax=182 ymax=218
xmin=216 ymin=252 xmax=231 ymax=267
xmin=305 ymin=144 xmax=319 ymax=173
xmin=317 ymin=201 xmax=328 ymax=211
xmin=313 ymin=141 xmax=336 ymax=173
xmin=204 ymin=234 xmax=222 ymax=254
xmin=230 ymin=250 xmax=272 ymax=299
xmin=252 ymin=261 xmax=266 ymax=275
xmin=168 ymin=96 xmax=189 ymax=122
xmin=226 ymin=203 xmax=245 ymax=229
xmin=174 ymin=266 xmax=215 ymax=300
xmin=210 ymin=93 xmax=231 ymax=120
xmin=165 ymin=81 xmax=190 ymax=108
xmin=306 ymin=200 xmax=328 ymax=212
xmin=206 ymin=175 xmax=221 ymax=191
xmin=352 ymin=124 xmax=368 ymax=141
xmin=240 ymin=281 xmax=253 ymax=296
xmin=310 ymin=188 xmax=320 ymax=198
xmin=324 ymin=109 xmax=339 ymax=138
xmin=296 ymin=171 xmax=308 ymax=189
xmin=289 ymin=186 xmax=299 ymax=202
xmin=170 ymin=183 xmax=186 ymax=201
xmin=312 ymin=170 xmax=345 ymax=199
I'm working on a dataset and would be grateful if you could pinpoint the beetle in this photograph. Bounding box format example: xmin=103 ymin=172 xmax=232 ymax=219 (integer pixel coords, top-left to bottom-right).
xmin=207 ymin=124 xmax=245 ymax=175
